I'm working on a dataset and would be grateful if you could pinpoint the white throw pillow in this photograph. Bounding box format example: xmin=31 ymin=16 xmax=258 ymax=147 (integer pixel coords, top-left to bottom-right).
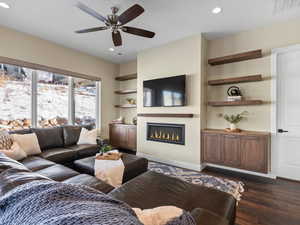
xmin=77 ymin=128 xmax=97 ymax=145
xmin=0 ymin=142 xmax=27 ymax=161
xmin=11 ymin=133 xmax=41 ymax=156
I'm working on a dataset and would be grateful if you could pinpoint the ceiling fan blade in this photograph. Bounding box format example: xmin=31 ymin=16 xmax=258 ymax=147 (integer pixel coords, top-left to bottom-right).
xmin=118 ymin=4 xmax=144 ymax=25
xmin=122 ymin=26 xmax=155 ymax=38
xmin=75 ymin=26 xmax=108 ymax=34
xmin=76 ymin=2 xmax=107 ymax=23
xmin=112 ymin=31 xmax=122 ymax=46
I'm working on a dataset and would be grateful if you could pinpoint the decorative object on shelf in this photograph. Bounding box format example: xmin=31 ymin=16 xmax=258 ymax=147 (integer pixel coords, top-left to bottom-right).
xmin=227 ymin=86 xmax=242 ymax=102
xmin=111 ymin=116 xmax=124 ymax=124
xmin=126 ymin=98 xmax=136 ymax=105
xmin=132 ymin=116 xmax=137 ymax=125
xmin=223 ymin=111 xmax=248 ymax=131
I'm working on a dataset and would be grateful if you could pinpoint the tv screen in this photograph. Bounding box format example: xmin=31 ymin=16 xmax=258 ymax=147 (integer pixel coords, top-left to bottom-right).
xmin=143 ymin=75 xmax=186 ymax=107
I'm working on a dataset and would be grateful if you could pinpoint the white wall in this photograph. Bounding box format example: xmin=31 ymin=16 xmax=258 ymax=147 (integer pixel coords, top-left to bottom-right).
xmin=137 ymin=35 xmax=205 ymax=170
xmin=0 ymin=25 xmax=118 ymax=137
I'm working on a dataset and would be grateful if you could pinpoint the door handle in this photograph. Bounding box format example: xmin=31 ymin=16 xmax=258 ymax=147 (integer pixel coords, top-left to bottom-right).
xmin=278 ymin=129 xmax=289 ymax=133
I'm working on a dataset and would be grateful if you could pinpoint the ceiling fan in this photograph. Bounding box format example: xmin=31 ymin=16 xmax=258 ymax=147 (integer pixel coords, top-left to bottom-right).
xmin=75 ymin=2 xmax=155 ymax=47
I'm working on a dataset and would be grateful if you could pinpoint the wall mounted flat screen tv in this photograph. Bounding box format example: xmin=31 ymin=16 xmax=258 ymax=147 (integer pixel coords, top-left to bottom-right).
xmin=143 ymin=75 xmax=186 ymax=107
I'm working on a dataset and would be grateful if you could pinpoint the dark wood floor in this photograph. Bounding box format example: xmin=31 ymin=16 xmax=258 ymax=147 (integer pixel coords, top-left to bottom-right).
xmin=202 ymin=167 xmax=300 ymax=225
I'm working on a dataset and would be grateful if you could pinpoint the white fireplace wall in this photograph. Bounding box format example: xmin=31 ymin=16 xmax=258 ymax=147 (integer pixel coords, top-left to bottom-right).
xmin=136 ymin=35 xmax=207 ymax=170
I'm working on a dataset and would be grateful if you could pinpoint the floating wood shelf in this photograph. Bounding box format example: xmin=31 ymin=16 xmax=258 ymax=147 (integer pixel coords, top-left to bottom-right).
xmin=208 ymin=100 xmax=263 ymax=107
xmin=208 ymin=49 xmax=262 ymax=66
xmin=115 ymin=105 xmax=137 ymax=108
xmin=115 ymin=74 xmax=137 ymax=81
xmin=138 ymin=113 xmax=194 ymax=118
xmin=115 ymin=90 xmax=137 ymax=95
xmin=208 ymin=75 xmax=263 ymax=86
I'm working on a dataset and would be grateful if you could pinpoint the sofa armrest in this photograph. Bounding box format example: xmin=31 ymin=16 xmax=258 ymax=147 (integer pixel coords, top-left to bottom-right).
xmin=191 ymin=208 xmax=230 ymax=225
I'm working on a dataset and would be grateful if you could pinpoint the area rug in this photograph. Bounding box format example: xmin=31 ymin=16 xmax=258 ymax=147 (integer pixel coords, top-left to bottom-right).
xmin=148 ymin=161 xmax=244 ymax=201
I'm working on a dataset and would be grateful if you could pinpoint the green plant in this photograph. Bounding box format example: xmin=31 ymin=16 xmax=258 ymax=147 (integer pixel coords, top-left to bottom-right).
xmin=100 ymin=144 xmax=113 ymax=154
xmin=223 ymin=111 xmax=248 ymax=124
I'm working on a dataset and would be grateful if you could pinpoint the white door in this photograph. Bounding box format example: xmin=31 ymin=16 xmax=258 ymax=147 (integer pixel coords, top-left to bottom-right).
xmin=276 ymin=46 xmax=300 ymax=181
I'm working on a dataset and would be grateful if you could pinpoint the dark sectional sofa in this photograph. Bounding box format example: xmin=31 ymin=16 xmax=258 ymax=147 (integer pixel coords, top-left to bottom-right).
xmin=1 ymin=126 xmax=236 ymax=225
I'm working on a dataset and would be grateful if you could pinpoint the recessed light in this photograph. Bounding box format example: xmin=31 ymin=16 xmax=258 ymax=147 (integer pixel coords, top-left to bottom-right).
xmin=212 ymin=7 xmax=222 ymax=14
xmin=0 ymin=2 xmax=10 ymax=9
xmin=109 ymin=48 xmax=115 ymax=52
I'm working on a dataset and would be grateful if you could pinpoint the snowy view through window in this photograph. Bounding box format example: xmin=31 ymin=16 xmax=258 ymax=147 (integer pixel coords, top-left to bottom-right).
xmin=0 ymin=64 xmax=97 ymax=131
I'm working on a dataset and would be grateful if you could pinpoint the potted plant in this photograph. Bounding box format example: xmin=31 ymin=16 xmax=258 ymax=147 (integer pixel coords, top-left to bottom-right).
xmin=223 ymin=111 xmax=248 ymax=131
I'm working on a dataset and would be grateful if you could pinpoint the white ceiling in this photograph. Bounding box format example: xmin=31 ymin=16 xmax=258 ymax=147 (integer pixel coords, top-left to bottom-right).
xmin=1 ymin=0 xmax=300 ymax=63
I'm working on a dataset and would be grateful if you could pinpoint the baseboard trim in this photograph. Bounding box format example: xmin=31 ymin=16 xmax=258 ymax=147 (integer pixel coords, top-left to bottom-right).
xmin=205 ymin=163 xmax=277 ymax=179
xmin=137 ymin=152 xmax=203 ymax=171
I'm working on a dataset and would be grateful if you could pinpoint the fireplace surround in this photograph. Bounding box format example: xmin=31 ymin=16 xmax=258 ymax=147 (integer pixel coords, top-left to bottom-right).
xmin=147 ymin=123 xmax=185 ymax=145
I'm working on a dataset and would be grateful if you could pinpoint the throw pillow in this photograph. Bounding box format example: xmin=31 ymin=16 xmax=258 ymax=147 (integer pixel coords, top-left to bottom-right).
xmin=0 ymin=131 xmax=13 ymax=150
xmin=77 ymin=128 xmax=97 ymax=145
xmin=133 ymin=206 xmax=183 ymax=225
xmin=11 ymin=133 xmax=42 ymax=156
xmin=0 ymin=142 xmax=27 ymax=161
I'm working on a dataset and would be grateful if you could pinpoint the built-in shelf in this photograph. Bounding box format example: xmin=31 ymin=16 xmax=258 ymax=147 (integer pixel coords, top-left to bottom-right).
xmin=115 ymin=105 xmax=137 ymax=108
xmin=138 ymin=113 xmax=194 ymax=118
xmin=115 ymin=74 xmax=137 ymax=81
xmin=208 ymin=49 xmax=262 ymax=66
xmin=208 ymin=100 xmax=263 ymax=107
xmin=115 ymin=90 xmax=137 ymax=95
xmin=208 ymin=75 xmax=262 ymax=86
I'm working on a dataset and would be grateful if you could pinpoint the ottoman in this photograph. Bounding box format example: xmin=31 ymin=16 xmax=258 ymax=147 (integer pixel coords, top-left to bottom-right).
xmin=73 ymin=153 xmax=148 ymax=183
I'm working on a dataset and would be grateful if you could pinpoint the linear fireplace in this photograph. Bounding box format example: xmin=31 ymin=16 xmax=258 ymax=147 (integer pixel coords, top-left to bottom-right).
xmin=147 ymin=123 xmax=185 ymax=145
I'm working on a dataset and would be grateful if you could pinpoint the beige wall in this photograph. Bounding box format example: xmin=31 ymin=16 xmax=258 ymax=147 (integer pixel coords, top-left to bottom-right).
xmin=137 ymin=35 xmax=205 ymax=170
xmin=207 ymin=18 xmax=300 ymax=132
xmin=117 ymin=61 xmax=137 ymax=124
xmin=0 ymin=25 xmax=118 ymax=138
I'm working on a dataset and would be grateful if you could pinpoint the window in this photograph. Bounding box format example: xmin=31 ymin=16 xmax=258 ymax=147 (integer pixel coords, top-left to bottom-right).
xmin=37 ymin=72 xmax=69 ymax=128
xmin=0 ymin=64 xmax=31 ymax=131
xmin=74 ymin=78 xmax=97 ymax=127
xmin=0 ymin=63 xmax=100 ymax=131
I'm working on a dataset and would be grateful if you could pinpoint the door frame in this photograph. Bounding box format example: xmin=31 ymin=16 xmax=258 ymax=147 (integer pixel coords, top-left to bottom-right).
xmin=271 ymin=44 xmax=300 ymax=177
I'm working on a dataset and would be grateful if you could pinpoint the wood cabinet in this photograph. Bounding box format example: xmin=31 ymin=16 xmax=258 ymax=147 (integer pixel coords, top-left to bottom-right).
xmin=109 ymin=124 xmax=137 ymax=151
xmin=201 ymin=129 xmax=270 ymax=174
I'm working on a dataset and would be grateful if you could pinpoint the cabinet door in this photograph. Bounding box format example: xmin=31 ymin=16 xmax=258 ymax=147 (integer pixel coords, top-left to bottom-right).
xmin=222 ymin=135 xmax=241 ymax=168
xmin=119 ymin=126 xmax=128 ymax=148
xmin=109 ymin=125 xmax=120 ymax=147
xmin=202 ymin=133 xmax=222 ymax=164
xmin=127 ymin=126 xmax=137 ymax=151
xmin=240 ymin=136 xmax=268 ymax=173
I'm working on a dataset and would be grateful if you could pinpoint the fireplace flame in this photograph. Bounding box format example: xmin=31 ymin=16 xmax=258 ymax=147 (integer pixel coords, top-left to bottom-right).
xmin=150 ymin=131 xmax=180 ymax=142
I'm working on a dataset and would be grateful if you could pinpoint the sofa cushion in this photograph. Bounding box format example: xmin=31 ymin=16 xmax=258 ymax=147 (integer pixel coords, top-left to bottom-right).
xmin=37 ymin=164 xmax=79 ymax=181
xmin=110 ymin=171 xmax=236 ymax=224
xmin=63 ymin=174 xmax=114 ymax=194
xmin=32 ymin=127 xmax=64 ymax=150
xmin=67 ymin=144 xmax=98 ymax=158
xmin=9 ymin=129 xmax=32 ymax=135
xmin=40 ymin=148 xmax=77 ymax=163
xmin=21 ymin=156 xmax=56 ymax=172
xmin=63 ymin=126 xmax=82 ymax=146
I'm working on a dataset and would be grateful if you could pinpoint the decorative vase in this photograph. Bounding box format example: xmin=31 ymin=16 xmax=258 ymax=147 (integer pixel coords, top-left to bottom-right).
xmin=230 ymin=123 xmax=237 ymax=131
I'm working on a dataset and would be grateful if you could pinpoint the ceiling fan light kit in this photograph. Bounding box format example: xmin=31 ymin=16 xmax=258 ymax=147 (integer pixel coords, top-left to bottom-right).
xmin=75 ymin=2 xmax=156 ymax=47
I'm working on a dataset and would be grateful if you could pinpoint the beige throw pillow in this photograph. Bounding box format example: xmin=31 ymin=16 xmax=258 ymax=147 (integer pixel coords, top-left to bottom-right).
xmin=77 ymin=128 xmax=97 ymax=145
xmin=133 ymin=206 xmax=183 ymax=225
xmin=0 ymin=142 xmax=27 ymax=161
xmin=12 ymin=133 xmax=41 ymax=156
